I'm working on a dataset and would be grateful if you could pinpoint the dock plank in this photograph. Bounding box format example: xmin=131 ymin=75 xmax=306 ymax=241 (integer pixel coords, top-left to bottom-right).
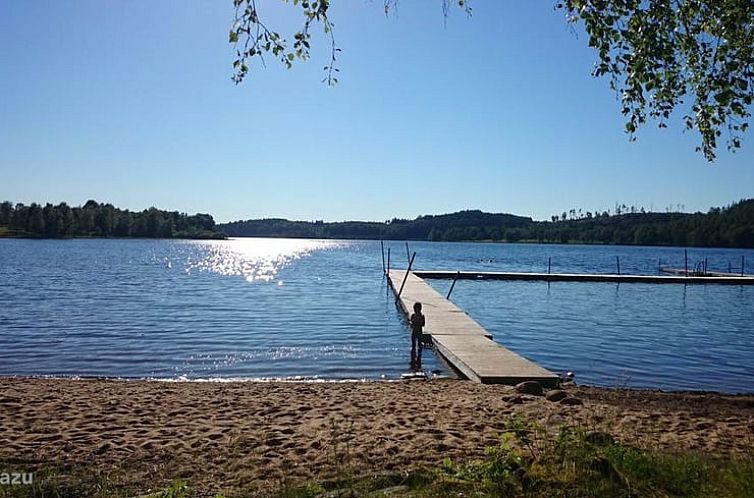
xmin=433 ymin=334 xmax=559 ymax=385
xmin=387 ymin=269 xmax=558 ymax=386
xmin=388 ymin=270 xmax=488 ymax=337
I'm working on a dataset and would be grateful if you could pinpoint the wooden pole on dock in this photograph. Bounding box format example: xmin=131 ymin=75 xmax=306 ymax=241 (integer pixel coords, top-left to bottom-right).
xmin=548 ymin=257 xmax=551 ymax=274
xmin=386 ymin=248 xmax=391 ymax=274
xmin=446 ymin=271 xmax=460 ymax=299
xmin=395 ymin=252 xmax=416 ymax=302
xmin=616 ymin=256 xmax=621 ymax=275
xmin=684 ymin=249 xmax=688 ymax=277
xmin=380 ymin=240 xmax=386 ymax=275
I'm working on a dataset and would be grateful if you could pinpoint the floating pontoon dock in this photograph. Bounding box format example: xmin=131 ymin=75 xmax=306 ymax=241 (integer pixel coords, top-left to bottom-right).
xmin=387 ymin=269 xmax=559 ymax=386
xmin=412 ymin=270 xmax=754 ymax=285
xmin=659 ymin=267 xmax=752 ymax=278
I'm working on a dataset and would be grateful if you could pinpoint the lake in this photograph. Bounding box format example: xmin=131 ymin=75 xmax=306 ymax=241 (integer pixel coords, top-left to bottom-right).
xmin=1 ymin=238 xmax=753 ymax=392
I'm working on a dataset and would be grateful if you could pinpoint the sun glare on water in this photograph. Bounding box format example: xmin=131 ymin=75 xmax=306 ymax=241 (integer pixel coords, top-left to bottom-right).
xmin=184 ymin=237 xmax=343 ymax=282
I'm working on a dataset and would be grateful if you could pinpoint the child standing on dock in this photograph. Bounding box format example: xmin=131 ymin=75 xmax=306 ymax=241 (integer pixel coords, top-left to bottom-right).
xmin=410 ymin=302 xmax=425 ymax=370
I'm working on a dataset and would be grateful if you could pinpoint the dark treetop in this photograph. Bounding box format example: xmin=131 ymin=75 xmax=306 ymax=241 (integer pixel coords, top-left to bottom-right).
xmin=220 ymin=200 xmax=754 ymax=248
xmin=0 ymin=200 xmax=224 ymax=239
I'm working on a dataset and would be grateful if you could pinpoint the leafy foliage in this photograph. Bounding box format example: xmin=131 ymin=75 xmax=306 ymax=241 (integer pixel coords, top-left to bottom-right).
xmin=438 ymin=433 xmax=524 ymax=495
xmin=0 ymin=200 xmax=223 ymax=239
xmin=230 ymin=0 xmax=752 ymax=161
xmin=230 ymin=0 xmax=339 ymax=85
xmin=559 ymin=0 xmax=754 ymax=161
xmin=229 ymin=1 xmax=470 ymax=86
xmin=143 ymin=479 xmax=192 ymax=498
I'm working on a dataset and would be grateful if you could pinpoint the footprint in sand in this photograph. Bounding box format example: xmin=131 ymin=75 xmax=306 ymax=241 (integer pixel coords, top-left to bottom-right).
xmin=308 ymin=440 xmax=322 ymax=451
xmin=265 ymin=436 xmax=284 ymax=447
xmin=434 ymin=441 xmax=452 ymax=452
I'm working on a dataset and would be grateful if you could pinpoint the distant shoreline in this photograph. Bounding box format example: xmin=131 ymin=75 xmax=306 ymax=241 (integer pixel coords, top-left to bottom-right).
xmin=4 ymin=199 xmax=753 ymax=247
xmin=0 ymin=200 xmax=224 ymax=240
xmin=222 ymin=234 xmax=753 ymax=250
xmin=0 ymin=232 xmax=226 ymax=241
xmin=218 ymin=200 xmax=754 ymax=249
xmin=4 ymin=233 xmax=754 ymax=251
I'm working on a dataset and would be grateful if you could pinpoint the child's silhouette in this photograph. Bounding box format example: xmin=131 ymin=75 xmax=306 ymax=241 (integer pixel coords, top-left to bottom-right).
xmin=409 ymin=302 xmax=425 ymax=371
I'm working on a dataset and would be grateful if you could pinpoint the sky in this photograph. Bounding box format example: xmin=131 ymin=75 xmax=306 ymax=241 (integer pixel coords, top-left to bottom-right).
xmin=1 ymin=1 xmax=753 ymax=223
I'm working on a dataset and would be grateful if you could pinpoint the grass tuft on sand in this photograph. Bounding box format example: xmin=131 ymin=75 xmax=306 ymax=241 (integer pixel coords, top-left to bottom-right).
xmin=2 ymin=418 xmax=752 ymax=498
xmin=274 ymin=419 xmax=754 ymax=498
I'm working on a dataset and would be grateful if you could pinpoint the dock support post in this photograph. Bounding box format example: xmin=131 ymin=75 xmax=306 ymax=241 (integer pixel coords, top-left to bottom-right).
xmin=395 ymin=252 xmax=416 ymax=302
xmin=616 ymin=256 xmax=621 ymax=275
xmin=548 ymin=257 xmax=551 ymax=274
xmin=446 ymin=271 xmax=460 ymax=299
xmin=685 ymin=249 xmax=688 ymax=277
xmin=386 ymin=248 xmax=391 ymax=275
xmin=380 ymin=240 xmax=386 ymax=275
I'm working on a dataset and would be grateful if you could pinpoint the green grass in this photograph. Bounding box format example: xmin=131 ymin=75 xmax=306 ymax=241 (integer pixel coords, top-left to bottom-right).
xmin=258 ymin=417 xmax=754 ymax=498
xmin=411 ymin=420 xmax=752 ymax=498
xmin=2 ymin=418 xmax=752 ymax=497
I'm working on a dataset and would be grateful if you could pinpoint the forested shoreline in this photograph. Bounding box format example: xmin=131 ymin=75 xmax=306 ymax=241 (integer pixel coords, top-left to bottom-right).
xmin=0 ymin=200 xmax=224 ymax=239
xmin=220 ymin=199 xmax=754 ymax=248
xmin=3 ymin=199 xmax=753 ymax=248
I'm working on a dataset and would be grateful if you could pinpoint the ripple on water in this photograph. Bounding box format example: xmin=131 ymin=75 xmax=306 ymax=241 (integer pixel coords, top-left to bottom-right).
xmin=1 ymin=239 xmax=753 ymax=392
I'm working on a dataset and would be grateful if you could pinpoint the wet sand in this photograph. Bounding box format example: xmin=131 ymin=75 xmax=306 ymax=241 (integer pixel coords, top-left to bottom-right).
xmin=1 ymin=378 xmax=753 ymax=495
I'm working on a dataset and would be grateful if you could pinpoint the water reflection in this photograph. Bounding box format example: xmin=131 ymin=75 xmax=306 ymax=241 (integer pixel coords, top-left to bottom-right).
xmin=183 ymin=238 xmax=345 ymax=282
xmin=2 ymin=238 xmax=752 ymax=389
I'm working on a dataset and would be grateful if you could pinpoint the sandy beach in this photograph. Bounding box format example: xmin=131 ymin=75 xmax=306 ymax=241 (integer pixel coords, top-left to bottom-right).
xmin=1 ymin=378 xmax=753 ymax=495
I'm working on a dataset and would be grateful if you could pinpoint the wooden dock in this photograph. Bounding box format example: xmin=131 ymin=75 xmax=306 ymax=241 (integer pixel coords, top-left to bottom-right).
xmin=387 ymin=269 xmax=558 ymax=386
xmin=660 ymin=267 xmax=751 ymax=278
xmin=412 ymin=270 xmax=754 ymax=285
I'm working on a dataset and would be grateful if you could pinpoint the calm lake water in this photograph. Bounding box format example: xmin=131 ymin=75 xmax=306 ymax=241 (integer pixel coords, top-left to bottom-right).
xmin=1 ymin=238 xmax=753 ymax=392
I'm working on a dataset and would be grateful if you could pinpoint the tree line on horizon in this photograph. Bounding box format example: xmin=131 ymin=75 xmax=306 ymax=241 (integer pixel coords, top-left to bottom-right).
xmin=220 ymin=199 xmax=754 ymax=248
xmin=0 ymin=200 xmax=223 ymax=239
xmin=3 ymin=199 xmax=753 ymax=248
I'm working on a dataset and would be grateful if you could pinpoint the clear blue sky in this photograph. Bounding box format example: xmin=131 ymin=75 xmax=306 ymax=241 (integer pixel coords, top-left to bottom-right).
xmin=1 ymin=1 xmax=752 ymax=223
